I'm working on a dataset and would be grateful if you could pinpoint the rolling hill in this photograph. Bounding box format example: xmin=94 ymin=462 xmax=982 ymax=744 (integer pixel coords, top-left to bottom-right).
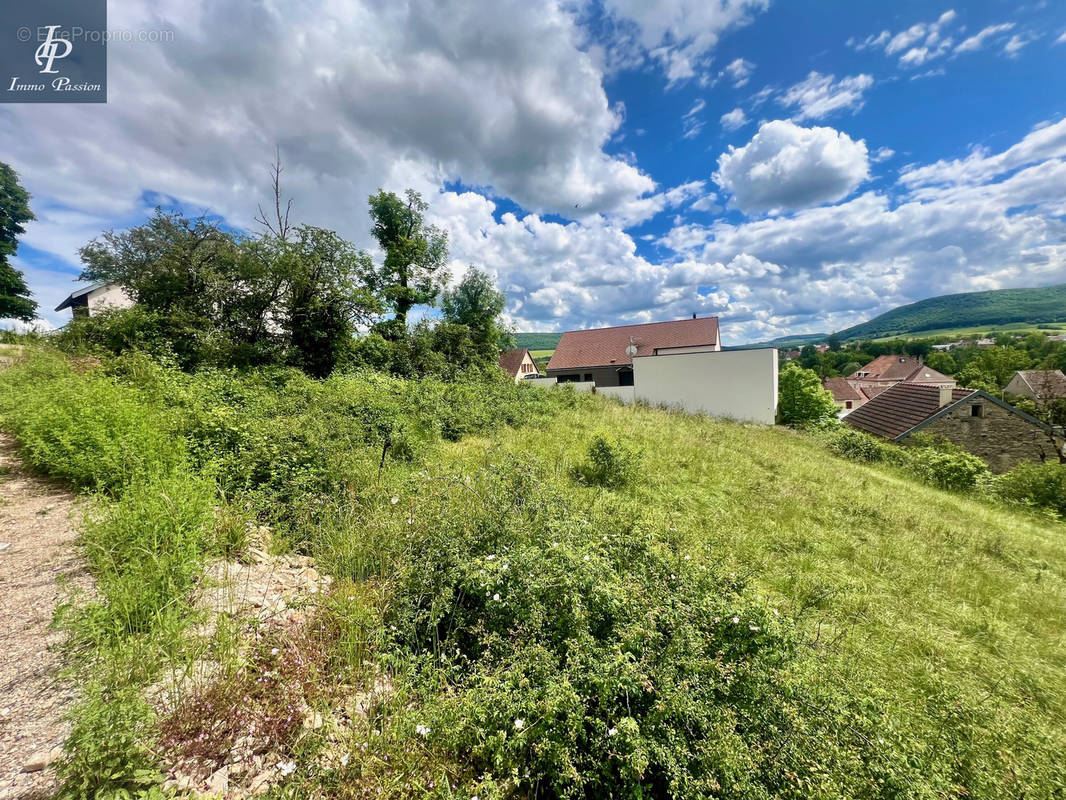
xmin=836 ymin=283 xmax=1066 ymax=341
xmin=513 ymin=332 xmax=562 ymax=350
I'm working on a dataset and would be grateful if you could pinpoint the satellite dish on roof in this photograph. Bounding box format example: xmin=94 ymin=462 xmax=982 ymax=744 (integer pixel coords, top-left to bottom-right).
xmin=625 ymin=344 xmax=638 ymax=357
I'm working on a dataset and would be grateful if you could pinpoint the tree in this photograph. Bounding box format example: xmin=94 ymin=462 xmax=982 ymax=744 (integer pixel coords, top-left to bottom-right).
xmin=440 ymin=268 xmax=513 ymax=354
xmin=777 ymin=362 xmax=839 ymax=427
xmin=0 ymin=162 xmax=37 ymax=321
xmin=282 ymin=225 xmax=381 ymax=378
xmin=826 ymin=333 xmax=842 ymax=352
xmin=367 ymin=189 xmax=449 ymax=333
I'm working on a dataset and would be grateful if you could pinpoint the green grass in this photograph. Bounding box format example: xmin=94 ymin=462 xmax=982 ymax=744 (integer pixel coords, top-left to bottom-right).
xmin=3 ymin=350 xmax=1066 ymax=798
xmin=441 ymin=401 xmax=1066 ymax=792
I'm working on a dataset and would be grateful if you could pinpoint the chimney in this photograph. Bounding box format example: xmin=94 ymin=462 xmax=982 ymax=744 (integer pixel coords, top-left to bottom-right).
xmin=939 ymin=385 xmax=954 ymax=407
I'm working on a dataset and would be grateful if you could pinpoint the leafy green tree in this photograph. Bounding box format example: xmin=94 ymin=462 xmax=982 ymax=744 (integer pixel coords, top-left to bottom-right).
xmin=281 ymin=225 xmax=381 ymax=378
xmin=0 ymin=162 xmax=37 ymax=321
xmin=826 ymin=332 xmax=841 ymax=352
xmin=777 ymin=362 xmax=839 ymax=427
xmin=924 ymin=351 xmax=955 ymax=374
xmin=367 ymin=189 xmax=449 ymax=333
xmin=441 ymin=268 xmax=513 ymax=354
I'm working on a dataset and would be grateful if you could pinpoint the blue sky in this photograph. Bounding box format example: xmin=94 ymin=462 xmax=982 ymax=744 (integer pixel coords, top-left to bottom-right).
xmin=3 ymin=0 xmax=1066 ymax=343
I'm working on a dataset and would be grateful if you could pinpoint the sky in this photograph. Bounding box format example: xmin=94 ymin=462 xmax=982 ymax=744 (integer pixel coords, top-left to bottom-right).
xmin=3 ymin=0 xmax=1066 ymax=344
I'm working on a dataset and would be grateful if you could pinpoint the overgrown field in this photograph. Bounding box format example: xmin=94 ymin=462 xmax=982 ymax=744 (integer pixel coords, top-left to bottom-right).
xmin=1 ymin=350 xmax=1065 ymax=799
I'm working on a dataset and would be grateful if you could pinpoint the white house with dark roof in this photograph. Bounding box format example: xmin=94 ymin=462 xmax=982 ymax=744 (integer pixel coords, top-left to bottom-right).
xmin=54 ymin=282 xmax=133 ymax=319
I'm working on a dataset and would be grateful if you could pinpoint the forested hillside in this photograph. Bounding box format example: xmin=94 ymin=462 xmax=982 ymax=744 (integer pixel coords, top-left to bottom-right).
xmin=513 ymin=332 xmax=562 ymax=350
xmin=836 ymin=284 xmax=1066 ymax=340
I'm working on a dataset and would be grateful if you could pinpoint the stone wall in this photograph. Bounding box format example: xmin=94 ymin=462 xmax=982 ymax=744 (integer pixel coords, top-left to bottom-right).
xmin=903 ymin=396 xmax=1058 ymax=472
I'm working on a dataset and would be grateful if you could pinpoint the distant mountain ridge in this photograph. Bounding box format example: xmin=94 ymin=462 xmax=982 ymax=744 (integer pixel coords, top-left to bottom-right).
xmin=835 ymin=283 xmax=1066 ymax=341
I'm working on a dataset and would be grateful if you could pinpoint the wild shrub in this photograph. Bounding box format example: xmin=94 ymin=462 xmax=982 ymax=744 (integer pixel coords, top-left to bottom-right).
xmin=0 ymin=353 xmax=182 ymax=493
xmin=575 ymin=431 xmax=642 ymax=489
xmin=992 ymin=461 xmax=1066 ymax=516
xmin=827 ymin=427 xmax=902 ymax=464
xmin=57 ymin=682 xmax=162 ymax=800
xmin=382 ymin=461 xmax=929 ymax=798
xmin=81 ymin=472 xmax=214 ymax=637
xmin=904 ymin=438 xmax=990 ymax=491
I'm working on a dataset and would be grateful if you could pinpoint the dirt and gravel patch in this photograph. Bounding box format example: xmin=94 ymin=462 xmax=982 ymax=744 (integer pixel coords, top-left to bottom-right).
xmin=0 ymin=433 xmax=90 ymax=800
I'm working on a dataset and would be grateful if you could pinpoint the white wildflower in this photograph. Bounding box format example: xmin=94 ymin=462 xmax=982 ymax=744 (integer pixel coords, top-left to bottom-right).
xmin=514 ymin=718 xmax=525 ymax=731
xmin=608 ymin=727 xmax=618 ymax=737
xmin=583 ymin=554 xmax=590 ymax=562
xmin=278 ymin=760 xmax=296 ymax=777
xmin=270 ymin=647 xmax=279 ymax=655
xmin=493 ymin=593 xmax=501 ymax=601
xmin=390 ymin=496 xmax=399 ymax=505
xmin=415 ymin=724 xmax=431 ymax=737
xmin=731 ymin=616 xmax=740 ymax=624
xmin=501 ymin=563 xmax=509 ymax=571
xmin=486 ymin=554 xmax=495 ymax=560
xmin=749 ymin=625 xmax=760 ymax=631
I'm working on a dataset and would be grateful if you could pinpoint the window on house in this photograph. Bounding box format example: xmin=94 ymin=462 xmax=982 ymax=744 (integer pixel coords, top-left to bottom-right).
xmin=583 ymin=373 xmax=593 ymax=382
xmin=618 ymin=368 xmax=634 ymax=387
xmin=971 ymin=404 xmax=984 ymax=417
xmin=845 ymin=401 xmax=852 ymax=409
xmin=558 ymin=374 xmax=580 ymax=383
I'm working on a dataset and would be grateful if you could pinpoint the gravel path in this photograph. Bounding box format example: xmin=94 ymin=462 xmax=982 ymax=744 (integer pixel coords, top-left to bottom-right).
xmin=0 ymin=434 xmax=89 ymax=800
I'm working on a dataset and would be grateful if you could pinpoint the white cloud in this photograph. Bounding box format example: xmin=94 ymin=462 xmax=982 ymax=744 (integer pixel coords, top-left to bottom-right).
xmin=723 ymin=58 xmax=755 ymax=87
xmin=955 ymin=23 xmax=1015 ymax=53
xmin=899 ymin=118 xmax=1066 ymax=189
xmin=602 ymin=0 xmax=769 ymax=85
xmin=854 ymin=9 xmax=957 ymax=67
xmin=714 ymin=120 xmax=870 ymax=214
xmin=2 ymin=0 xmax=667 ymax=279
xmin=655 ymin=121 xmax=1066 ymax=340
xmin=1057 ymin=31 xmax=1066 ymax=45
xmin=1003 ymin=33 xmax=1034 ymax=57
xmin=0 ymin=317 xmax=55 ymax=334
xmin=720 ymin=107 xmax=748 ymax=131
xmin=682 ymin=98 xmax=706 ymax=139
xmin=780 ymin=72 xmax=874 ymax=121
xmin=872 ymin=146 xmax=895 ymax=163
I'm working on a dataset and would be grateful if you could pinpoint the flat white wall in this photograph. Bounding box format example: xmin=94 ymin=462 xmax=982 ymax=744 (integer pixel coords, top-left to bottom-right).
xmin=631 ymin=348 xmax=778 ymax=424
xmin=597 ymin=385 xmax=635 ymax=403
xmin=87 ymin=284 xmax=134 ymax=315
xmin=524 ymin=377 xmax=596 ymax=393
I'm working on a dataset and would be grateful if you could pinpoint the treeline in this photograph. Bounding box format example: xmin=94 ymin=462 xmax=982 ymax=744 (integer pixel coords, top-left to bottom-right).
xmin=59 ymin=184 xmax=512 ymax=379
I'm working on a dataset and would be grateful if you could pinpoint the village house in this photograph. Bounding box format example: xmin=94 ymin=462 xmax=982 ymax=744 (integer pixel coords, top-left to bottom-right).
xmin=823 ymin=377 xmax=868 ymax=415
xmin=546 ymin=316 xmax=721 ymax=387
xmin=1004 ymin=370 xmax=1066 ymax=401
xmin=844 ymin=382 xmax=1060 ymax=472
xmin=847 ymin=354 xmax=955 ymax=399
xmin=55 ymin=282 xmax=133 ymax=318
xmin=498 ymin=348 xmax=540 ymax=382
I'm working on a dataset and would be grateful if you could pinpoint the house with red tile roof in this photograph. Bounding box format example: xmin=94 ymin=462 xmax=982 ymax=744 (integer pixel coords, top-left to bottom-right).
xmin=844 ymin=382 xmax=1059 ymax=471
xmin=847 ymin=354 xmax=955 ymax=398
xmin=498 ymin=348 xmax=540 ymax=382
xmin=822 ymin=377 xmax=867 ymax=415
xmin=546 ymin=316 xmax=720 ymax=387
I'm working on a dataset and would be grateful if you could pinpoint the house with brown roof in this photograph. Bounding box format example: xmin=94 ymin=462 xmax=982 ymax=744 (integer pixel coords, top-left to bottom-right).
xmin=847 ymin=355 xmax=955 ymax=399
xmin=845 ymin=382 xmax=1059 ymax=472
xmin=1004 ymin=370 xmax=1066 ymax=401
xmin=498 ymin=348 xmax=540 ymax=382
xmin=546 ymin=316 xmax=720 ymax=387
xmin=823 ymin=377 xmax=867 ymax=415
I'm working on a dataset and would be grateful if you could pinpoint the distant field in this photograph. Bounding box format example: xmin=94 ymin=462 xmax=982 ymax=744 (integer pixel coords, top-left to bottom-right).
xmin=870 ymin=321 xmax=1066 ymax=342
xmin=514 ymin=332 xmax=562 ymax=350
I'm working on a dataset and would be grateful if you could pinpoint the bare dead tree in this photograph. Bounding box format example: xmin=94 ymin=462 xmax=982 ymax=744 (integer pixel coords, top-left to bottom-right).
xmin=255 ymin=146 xmax=293 ymax=243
